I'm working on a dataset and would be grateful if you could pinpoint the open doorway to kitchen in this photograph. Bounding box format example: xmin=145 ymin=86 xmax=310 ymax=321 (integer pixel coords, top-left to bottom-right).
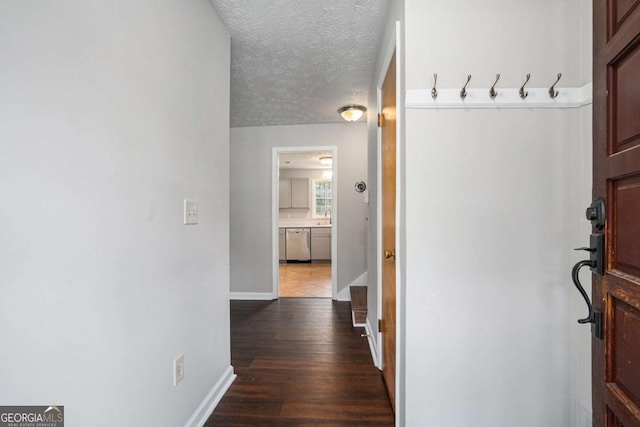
xmin=272 ymin=147 xmax=337 ymax=299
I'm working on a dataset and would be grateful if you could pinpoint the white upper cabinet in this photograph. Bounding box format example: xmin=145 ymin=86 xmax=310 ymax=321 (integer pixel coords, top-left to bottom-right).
xmin=279 ymin=177 xmax=309 ymax=209
xmin=279 ymin=178 xmax=292 ymax=208
xmin=291 ymin=178 xmax=309 ymax=208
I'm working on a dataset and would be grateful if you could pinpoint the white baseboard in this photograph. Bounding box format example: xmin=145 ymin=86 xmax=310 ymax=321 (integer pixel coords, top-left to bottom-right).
xmin=365 ymin=317 xmax=379 ymax=369
xmin=230 ymin=292 xmax=275 ymax=300
xmin=336 ymin=272 xmax=368 ymax=301
xmin=184 ymin=365 xmax=236 ymax=427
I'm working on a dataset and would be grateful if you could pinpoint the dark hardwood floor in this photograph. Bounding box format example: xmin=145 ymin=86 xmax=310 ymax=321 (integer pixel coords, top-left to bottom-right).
xmin=206 ymin=299 xmax=394 ymax=426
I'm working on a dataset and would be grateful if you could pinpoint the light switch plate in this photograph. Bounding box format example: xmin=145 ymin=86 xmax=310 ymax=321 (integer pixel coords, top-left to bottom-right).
xmin=184 ymin=200 xmax=197 ymax=225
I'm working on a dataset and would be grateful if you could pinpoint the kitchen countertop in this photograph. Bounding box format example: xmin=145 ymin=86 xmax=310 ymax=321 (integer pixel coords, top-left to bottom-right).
xmin=279 ymin=224 xmax=332 ymax=228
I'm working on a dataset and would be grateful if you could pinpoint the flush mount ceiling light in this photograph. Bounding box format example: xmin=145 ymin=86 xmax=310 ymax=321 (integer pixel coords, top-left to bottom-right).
xmin=338 ymin=105 xmax=366 ymax=122
xmin=319 ymin=156 xmax=333 ymax=166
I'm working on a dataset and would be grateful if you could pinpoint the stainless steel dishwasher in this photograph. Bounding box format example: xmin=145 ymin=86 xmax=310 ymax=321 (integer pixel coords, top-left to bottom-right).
xmin=285 ymin=228 xmax=310 ymax=262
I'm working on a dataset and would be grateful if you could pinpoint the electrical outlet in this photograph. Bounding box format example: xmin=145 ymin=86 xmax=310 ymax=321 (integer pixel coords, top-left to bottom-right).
xmin=184 ymin=200 xmax=197 ymax=225
xmin=173 ymin=354 xmax=184 ymax=386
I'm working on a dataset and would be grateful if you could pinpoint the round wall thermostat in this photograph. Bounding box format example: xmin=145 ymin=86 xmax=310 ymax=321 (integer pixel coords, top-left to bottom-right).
xmin=354 ymin=181 xmax=367 ymax=193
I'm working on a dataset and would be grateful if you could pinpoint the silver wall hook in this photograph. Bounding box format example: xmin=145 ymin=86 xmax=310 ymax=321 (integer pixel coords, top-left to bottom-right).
xmin=460 ymin=74 xmax=472 ymax=100
xmin=549 ymin=73 xmax=562 ymax=99
xmin=489 ymin=74 xmax=500 ymax=99
xmin=431 ymin=73 xmax=438 ymax=99
xmin=519 ymin=74 xmax=531 ymax=99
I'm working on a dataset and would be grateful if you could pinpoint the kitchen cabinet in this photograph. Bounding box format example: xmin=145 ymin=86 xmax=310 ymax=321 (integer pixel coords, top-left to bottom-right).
xmin=279 ymin=178 xmax=309 ymax=209
xmin=290 ymin=178 xmax=309 ymax=208
xmin=311 ymin=227 xmax=331 ymax=260
xmin=279 ymin=178 xmax=292 ymax=208
xmin=279 ymin=228 xmax=286 ymax=261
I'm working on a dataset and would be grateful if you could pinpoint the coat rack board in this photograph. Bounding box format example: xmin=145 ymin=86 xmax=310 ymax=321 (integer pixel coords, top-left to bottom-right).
xmin=407 ymin=74 xmax=592 ymax=110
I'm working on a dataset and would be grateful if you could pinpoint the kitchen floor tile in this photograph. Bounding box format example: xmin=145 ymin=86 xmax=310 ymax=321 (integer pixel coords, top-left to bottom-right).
xmin=279 ymin=263 xmax=331 ymax=298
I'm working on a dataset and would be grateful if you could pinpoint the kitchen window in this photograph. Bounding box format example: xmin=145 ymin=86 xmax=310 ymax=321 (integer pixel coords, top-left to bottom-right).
xmin=312 ymin=179 xmax=332 ymax=218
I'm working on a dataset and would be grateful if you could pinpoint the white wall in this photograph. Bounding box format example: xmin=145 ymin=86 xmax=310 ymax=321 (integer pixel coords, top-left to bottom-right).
xmin=230 ymin=123 xmax=367 ymax=295
xmin=401 ymin=0 xmax=592 ymax=426
xmin=0 ymin=2 xmax=231 ymax=426
xmin=572 ymin=3 xmax=594 ymax=424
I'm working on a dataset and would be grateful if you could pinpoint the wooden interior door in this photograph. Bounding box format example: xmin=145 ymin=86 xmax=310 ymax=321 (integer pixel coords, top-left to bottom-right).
xmin=381 ymin=51 xmax=397 ymax=413
xmin=593 ymin=1 xmax=640 ymax=425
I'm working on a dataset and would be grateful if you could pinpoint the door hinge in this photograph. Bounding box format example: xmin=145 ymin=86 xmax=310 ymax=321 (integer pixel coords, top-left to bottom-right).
xmin=378 ymin=113 xmax=385 ymax=127
xmin=378 ymin=319 xmax=382 ymax=332
xmin=592 ymin=310 xmax=604 ymax=340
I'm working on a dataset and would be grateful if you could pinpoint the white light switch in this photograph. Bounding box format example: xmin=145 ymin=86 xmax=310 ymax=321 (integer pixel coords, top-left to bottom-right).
xmin=184 ymin=200 xmax=198 ymax=225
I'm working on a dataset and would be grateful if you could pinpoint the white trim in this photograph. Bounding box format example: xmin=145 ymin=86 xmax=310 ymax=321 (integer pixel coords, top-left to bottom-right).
xmin=365 ymin=317 xmax=380 ymax=368
xmin=272 ymin=146 xmax=338 ymax=300
xmin=183 ymin=365 xmax=236 ymax=427
xmin=336 ymin=272 xmax=368 ymax=301
xmin=393 ymin=21 xmax=405 ymax=427
xmin=406 ymin=82 xmax=593 ymax=109
xmin=230 ymin=292 xmax=276 ymax=300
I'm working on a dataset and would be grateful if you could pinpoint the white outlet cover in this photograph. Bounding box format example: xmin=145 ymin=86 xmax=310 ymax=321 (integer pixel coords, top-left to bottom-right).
xmin=184 ymin=200 xmax=197 ymax=225
xmin=173 ymin=354 xmax=184 ymax=386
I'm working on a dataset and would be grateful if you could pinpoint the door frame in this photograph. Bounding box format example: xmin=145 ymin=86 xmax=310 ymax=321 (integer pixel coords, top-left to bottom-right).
xmin=271 ymin=146 xmax=338 ymax=299
xmin=376 ymin=20 xmax=403 ymax=420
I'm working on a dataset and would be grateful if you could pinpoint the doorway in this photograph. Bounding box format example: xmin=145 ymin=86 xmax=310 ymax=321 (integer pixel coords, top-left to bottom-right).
xmin=272 ymin=147 xmax=338 ymax=299
xmin=375 ymin=21 xmax=401 ymax=417
xmin=380 ymin=50 xmax=397 ymax=413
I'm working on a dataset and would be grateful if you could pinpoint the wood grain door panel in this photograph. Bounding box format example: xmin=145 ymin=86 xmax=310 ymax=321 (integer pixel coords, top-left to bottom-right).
xmin=381 ymin=51 xmax=397 ymax=414
xmin=594 ymin=0 xmax=640 ymax=425
xmin=608 ymin=0 xmax=640 ymax=38
xmin=612 ymin=176 xmax=640 ymax=276
xmin=608 ymin=41 xmax=640 ymax=154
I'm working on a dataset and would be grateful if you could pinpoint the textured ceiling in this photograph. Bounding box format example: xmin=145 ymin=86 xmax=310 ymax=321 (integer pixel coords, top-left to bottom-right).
xmin=210 ymin=0 xmax=389 ymax=127
xmin=279 ymin=152 xmax=332 ymax=169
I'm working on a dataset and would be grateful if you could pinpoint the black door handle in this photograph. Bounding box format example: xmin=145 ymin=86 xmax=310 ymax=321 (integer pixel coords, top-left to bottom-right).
xmin=574 ymin=247 xmax=595 ymax=253
xmin=571 ymin=259 xmax=596 ymax=324
xmin=570 ymin=198 xmax=606 ymax=340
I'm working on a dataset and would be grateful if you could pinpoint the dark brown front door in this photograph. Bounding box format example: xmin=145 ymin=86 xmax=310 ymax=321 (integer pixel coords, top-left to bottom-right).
xmin=381 ymin=50 xmax=397 ymax=413
xmin=593 ymin=1 xmax=640 ymax=425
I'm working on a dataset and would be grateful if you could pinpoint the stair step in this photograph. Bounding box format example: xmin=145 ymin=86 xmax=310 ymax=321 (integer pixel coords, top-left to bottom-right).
xmin=350 ymin=286 xmax=367 ymax=327
xmin=353 ymin=310 xmax=367 ymax=325
xmin=350 ymin=286 xmax=367 ymax=311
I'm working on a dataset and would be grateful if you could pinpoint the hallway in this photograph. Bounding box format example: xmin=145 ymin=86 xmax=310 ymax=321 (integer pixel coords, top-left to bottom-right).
xmin=206 ymin=299 xmax=394 ymax=425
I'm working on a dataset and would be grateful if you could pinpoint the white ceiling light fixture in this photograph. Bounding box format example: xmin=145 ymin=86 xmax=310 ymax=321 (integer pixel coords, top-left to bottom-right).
xmin=319 ymin=156 xmax=333 ymax=166
xmin=338 ymin=105 xmax=367 ymax=122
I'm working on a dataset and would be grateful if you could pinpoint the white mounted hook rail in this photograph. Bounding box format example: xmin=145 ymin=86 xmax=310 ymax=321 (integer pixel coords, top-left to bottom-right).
xmin=407 ymin=73 xmax=592 ymax=109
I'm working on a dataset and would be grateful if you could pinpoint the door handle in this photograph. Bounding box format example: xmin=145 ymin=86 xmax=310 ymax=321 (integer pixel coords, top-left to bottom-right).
xmin=571 ymin=259 xmax=596 ymax=324
xmin=384 ymin=249 xmax=395 ymax=260
xmin=569 ymin=198 xmax=606 ymax=340
xmin=571 ymin=256 xmax=603 ymax=339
